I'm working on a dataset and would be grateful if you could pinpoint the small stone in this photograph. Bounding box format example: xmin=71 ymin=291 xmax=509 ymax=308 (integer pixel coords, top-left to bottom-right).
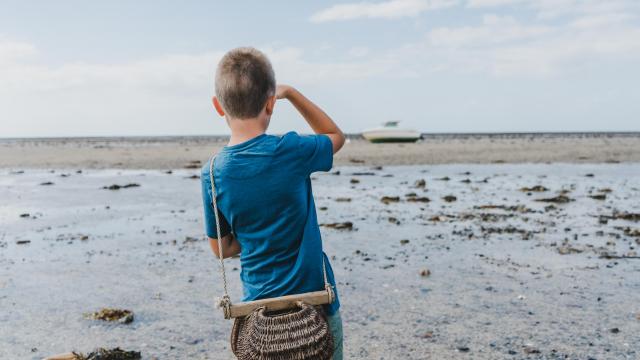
xmin=400 ymin=239 xmax=410 ymax=245
xmin=523 ymin=345 xmax=540 ymax=354
xmin=610 ymin=327 xmax=620 ymax=333
xmin=421 ymin=331 xmax=434 ymax=338
xmin=388 ymin=217 xmax=401 ymax=225
xmin=419 ymin=268 xmax=431 ymax=277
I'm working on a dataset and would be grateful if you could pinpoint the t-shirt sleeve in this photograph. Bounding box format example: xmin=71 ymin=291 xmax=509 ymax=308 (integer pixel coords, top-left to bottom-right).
xmin=295 ymin=133 xmax=334 ymax=175
xmin=201 ymin=170 xmax=231 ymax=239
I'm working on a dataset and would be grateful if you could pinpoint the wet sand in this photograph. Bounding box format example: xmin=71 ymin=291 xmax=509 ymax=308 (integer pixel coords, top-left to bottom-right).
xmin=1 ymin=133 xmax=640 ymax=169
xmin=1 ymin=164 xmax=639 ymax=359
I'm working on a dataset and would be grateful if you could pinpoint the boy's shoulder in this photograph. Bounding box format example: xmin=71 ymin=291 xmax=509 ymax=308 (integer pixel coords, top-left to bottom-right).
xmin=199 ymin=131 xmax=332 ymax=178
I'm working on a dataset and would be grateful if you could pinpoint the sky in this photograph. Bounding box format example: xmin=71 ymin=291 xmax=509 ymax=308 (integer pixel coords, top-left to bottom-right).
xmin=1 ymin=0 xmax=639 ymax=137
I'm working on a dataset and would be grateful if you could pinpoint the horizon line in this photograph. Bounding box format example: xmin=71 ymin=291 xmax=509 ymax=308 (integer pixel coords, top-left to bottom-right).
xmin=2 ymin=130 xmax=640 ymax=141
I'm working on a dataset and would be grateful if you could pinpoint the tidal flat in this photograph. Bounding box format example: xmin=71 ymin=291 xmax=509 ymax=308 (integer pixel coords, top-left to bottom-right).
xmin=1 ymin=164 xmax=639 ymax=359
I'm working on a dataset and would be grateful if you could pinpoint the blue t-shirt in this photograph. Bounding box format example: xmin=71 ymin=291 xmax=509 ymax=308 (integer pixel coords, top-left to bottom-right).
xmin=200 ymin=131 xmax=340 ymax=315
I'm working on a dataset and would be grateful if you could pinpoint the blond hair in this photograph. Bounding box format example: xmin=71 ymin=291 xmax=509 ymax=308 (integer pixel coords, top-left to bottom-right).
xmin=215 ymin=47 xmax=276 ymax=119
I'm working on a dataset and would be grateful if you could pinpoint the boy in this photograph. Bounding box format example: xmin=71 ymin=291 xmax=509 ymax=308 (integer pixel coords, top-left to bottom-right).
xmin=200 ymin=47 xmax=345 ymax=358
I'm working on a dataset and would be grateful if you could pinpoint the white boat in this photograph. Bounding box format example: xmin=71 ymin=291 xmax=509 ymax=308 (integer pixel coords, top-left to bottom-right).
xmin=361 ymin=121 xmax=421 ymax=143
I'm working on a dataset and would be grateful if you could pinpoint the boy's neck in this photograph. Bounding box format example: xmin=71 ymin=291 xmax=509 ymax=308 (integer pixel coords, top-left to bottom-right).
xmin=226 ymin=117 xmax=268 ymax=146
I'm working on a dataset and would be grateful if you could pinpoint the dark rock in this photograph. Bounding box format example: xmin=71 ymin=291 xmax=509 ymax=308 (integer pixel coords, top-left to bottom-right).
xmin=380 ymin=196 xmax=400 ymax=204
xmin=320 ymin=222 xmax=354 ymax=230
xmin=520 ymin=185 xmax=548 ymax=192
xmin=103 ymin=183 xmax=140 ymax=190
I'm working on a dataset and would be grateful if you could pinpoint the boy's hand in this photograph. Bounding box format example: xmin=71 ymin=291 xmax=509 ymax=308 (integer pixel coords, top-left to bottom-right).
xmin=276 ymin=84 xmax=345 ymax=154
xmin=275 ymin=84 xmax=293 ymax=100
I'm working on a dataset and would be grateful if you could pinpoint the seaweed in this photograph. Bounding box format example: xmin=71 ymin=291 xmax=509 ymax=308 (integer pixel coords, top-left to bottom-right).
xmin=589 ymin=194 xmax=606 ymax=200
xmin=85 ymin=308 xmax=134 ymax=324
xmin=406 ymin=196 xmax=430 ymax=203
xmin=474 ymin=204 xmax=535 ymax=213
xmin=534 ymin=195 xmax=572 ymax=203
xmin=73 ymin=348 xmax=141 ymax=360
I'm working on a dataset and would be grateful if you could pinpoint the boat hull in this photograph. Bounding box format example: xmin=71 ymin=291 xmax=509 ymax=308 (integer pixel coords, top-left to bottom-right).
xmin=368 ymin=137 xmax=420 ymax=143
xmin=362 ymin=129 xmax=421 ymax=143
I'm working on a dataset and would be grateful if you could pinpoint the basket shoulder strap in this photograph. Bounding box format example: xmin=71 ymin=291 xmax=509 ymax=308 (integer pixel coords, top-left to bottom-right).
xmin=210 ymin=156 xmax=232 ymax=318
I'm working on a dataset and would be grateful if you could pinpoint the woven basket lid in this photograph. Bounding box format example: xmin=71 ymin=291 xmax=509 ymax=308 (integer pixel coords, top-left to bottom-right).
xmin=231 ymin=302 xmax=334 ymax=360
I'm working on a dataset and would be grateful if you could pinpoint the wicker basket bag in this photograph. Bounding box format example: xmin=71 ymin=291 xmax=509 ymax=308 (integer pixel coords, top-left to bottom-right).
xmin=209 ymin=156 xmax=336 ymax=360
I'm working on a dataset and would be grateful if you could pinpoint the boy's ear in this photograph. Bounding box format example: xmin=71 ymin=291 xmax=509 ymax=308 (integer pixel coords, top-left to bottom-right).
xmin=265 ymin=95 xmax=276 ymax=116
xmin=212 ymin=97 xmax=225 ymax=117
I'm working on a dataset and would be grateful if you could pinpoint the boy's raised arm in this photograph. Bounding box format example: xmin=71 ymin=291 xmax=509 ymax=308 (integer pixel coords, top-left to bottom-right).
xmin=276 ymin=85 xmax=345 ymax=154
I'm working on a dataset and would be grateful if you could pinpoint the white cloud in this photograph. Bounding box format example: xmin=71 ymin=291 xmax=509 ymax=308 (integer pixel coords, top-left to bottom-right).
xmin=310 ymin=0 xmax=457 ymax=23
xmin=0 ymin=37 xmax=37 ymax=65
xmin=0 ymin=39 xmax=409 ymax=136
xmin=423 ymin=10 xmax=640 ymax=76
xmin=428 ymin=15 xmax=553 ymax=47
xmin=467 ymin=0 xmax=640 ymax=19
xmin=467 ymin=0 xmax=522 ymax=8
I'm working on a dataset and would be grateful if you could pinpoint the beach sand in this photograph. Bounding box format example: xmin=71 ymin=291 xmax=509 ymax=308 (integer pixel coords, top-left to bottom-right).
xmin=1 ymin=133 xmax=640 ymax=170
xmin=1 ymin=135 xmax=640 ymax=359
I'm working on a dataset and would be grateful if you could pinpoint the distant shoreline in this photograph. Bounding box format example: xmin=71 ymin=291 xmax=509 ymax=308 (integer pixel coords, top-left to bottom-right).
xmin=1 ymin=132 xmax=640 ymax=169
xmin=1 ymin=131 xmax=640 ymax=143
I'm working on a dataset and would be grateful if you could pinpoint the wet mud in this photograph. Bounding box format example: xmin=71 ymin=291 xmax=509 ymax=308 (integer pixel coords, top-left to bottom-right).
xmin=1 ymin=164 xmax=639 ymax=359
